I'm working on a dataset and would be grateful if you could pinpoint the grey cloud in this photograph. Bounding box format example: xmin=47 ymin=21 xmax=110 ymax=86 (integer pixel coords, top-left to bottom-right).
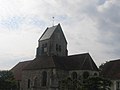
xmin=98 ymin=0 xmax=106 ymax=5
xmin=1 ymin=0 xmax=120 ymax=69
xmin=0 ymin=16 xmax=24 ymax=30
xmin=60 ymin=0 xmax=120 ymax=64
xmin=86 ymin=0 xmax=120 ymax=60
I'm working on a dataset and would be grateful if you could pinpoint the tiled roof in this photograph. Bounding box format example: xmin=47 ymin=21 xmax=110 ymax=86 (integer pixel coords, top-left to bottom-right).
xmin=23 ymin=56 xmax=56 ymax=70
xmin=10 ymin=61 xmax=31 ymax=80
xmin=11 ymin=53 xmax=98 ymax=81
xmin=23 ymin=53 xmax=98 ymax=71
xmin=39 ymin=25 xmax=58 ymax=41
xmin=101 ymin=59 xmax=120 ymax=79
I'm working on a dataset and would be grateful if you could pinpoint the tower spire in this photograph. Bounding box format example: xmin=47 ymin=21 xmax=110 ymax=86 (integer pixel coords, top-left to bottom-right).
xmin=52 ymin=17 xmax=54 ymax=26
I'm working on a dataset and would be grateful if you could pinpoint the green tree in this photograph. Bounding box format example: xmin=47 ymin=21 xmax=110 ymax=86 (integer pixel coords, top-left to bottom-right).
xmin=0 ymin=70 xmax=17 ymax=90
xmin=84 ymin=77 xmax=112 ymax=90
xmin=59 ymin=76 xmax=111 ymax=90
xmin=59 ymin=77 xmax=83 ymax=90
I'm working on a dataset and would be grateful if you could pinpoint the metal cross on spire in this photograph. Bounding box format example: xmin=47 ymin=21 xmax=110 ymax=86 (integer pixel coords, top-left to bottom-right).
xmin=52 ymin=17 xmax=55 ymax=26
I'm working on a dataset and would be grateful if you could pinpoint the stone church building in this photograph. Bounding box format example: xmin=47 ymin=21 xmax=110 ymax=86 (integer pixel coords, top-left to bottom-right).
xmin=11 ymin=24 xmax=99 ymax=90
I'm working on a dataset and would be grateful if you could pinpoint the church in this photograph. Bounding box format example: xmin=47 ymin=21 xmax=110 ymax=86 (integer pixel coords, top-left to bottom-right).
xmin=11 ymin=24 xmax=99 ymax=90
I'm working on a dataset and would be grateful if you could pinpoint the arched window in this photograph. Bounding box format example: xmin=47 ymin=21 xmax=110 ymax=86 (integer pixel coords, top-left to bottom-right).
xmin=45 ymin=43 xmax=47 ymax=47
xmin=94 ymin=73 xmax=98 ymax=76
xmin=83 ymin=72 xmax=89 ymax=79
xmin=59 ymin=45 xmax=61 ymax=52
xmin=41 ymin=71 xmax=47 ymax=86
xmin=33 ymin=77 xmax=38 ymax=87
xmin=56 ymin=44 xmax=58 ymax=51
xmin=42 ymin=44 xmax=44 ymax=53
xmin=28 ymin=79 xmax=30 ymax=88
xmin=72 ymin=72 xmax=77 ymax=80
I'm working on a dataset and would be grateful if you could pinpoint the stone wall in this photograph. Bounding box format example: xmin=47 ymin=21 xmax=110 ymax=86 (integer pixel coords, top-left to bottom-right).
xmin=21 ymin=69 xmax=68 ymax=90
xmin=21 ymin=69 xmax=98 ymax=90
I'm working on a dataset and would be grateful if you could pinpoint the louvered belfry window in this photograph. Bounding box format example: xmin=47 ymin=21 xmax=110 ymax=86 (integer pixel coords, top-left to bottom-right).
xmin=41 ymin=71 xmax=47 ymax=86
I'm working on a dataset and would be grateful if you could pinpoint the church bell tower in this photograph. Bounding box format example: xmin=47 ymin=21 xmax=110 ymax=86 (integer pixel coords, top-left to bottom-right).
xmin=36 ymin=24 xmax=68 ymax=57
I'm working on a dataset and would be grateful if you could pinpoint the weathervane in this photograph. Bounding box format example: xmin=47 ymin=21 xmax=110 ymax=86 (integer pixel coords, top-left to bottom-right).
xmin=52 ymin=17 xmax=55 ymax=26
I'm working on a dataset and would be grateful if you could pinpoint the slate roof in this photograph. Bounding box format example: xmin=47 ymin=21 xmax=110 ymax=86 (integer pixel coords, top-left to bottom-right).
xmin=39 ymin=25 xmax=58 ymax=41
xmin=11 ymin=53 xmax=98 ymax=81
xmin=11 ymin=61 xmax=31 ymax=81
xmin=101 ymin=59 xmax=120 ymax=80
xmin=23 ymin=53 xmax=98 ymax=71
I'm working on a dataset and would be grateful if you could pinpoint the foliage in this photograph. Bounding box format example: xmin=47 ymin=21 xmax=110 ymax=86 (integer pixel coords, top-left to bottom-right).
xmin=0 ymin=70 xmax=17 ymax=90
xmin=59 ymin=76 xmax=112 ymax=90
xmin=84 ymin=77 xmax=112 ymax=90
xmin=99 ymin=63 xmax=105 ymax=71
xmin=59 ymin=77 xmax=82 ymax=90
xmin=99 ymin=61 xmax=109 ymax=71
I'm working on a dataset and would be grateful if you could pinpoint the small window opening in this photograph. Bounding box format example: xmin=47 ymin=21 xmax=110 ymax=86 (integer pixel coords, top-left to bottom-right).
xmin=41 ymin=71 xmax=47 ymax=86
xmin=83 ymin=72 xmax=89 ymax=79
xmin=28 ymin=79 xmax=30 ymax=88
xmin=56 ymin=44 xmax=58 ymax=51
xmin=72 ymin=72 xmax=77 ymax=80
xmin=59 ymin=45 xmax=61 ymax=52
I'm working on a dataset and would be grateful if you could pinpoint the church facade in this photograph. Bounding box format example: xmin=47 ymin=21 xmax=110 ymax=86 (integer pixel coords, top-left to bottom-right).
xmin=11 ymin=24 xmax=99 ymax=90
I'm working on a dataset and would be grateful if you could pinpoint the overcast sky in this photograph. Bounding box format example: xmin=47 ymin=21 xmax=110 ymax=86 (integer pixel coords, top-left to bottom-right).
xmin=0 ymin=0 xmax=120 ymax=70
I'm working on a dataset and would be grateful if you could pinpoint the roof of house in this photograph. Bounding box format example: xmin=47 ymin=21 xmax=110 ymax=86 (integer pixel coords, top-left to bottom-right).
xmin=101 ymin=59 xmax=120 ymax=80
xmin=39 ymin=24 xmax=58 ymax=41
xmin=10 ymin=61 xmax=31 ymax=81
xmin=23 ymin=53 xmax=98 ymax=71
xmin=39 ymin=24 xmax=67 ymax=44
xmin=11 ymin=53 xmax=98 ymax=81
